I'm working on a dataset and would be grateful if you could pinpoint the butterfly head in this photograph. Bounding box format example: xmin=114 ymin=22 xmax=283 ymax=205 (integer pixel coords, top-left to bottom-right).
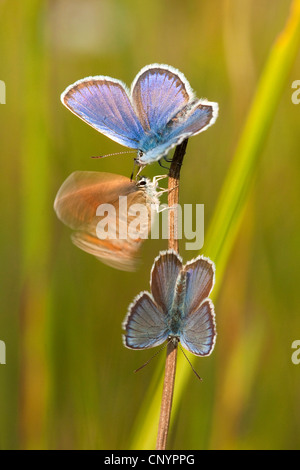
xmin=168 ymin=335 xmax=180 ymax=348
xmin=136 ymin=136 xmax=182 ymax=165
xmin=136 ymin=175 xmax=148 ymax=187
xmin=136 ymin=176 xmax=161 ymax=207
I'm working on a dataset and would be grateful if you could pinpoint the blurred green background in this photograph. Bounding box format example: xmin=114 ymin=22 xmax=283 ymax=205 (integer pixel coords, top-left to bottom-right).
xmin=1 ymin=0 xmax=300 ymax=450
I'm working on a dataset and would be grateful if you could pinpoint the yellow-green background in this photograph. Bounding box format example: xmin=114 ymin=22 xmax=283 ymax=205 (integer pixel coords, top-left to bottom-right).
xmin=0 ymin=0 xmax=300 ymax=450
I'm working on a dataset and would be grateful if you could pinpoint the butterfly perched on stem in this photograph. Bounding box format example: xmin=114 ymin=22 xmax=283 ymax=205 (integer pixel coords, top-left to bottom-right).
xmin=123 ymin=250 xmax=216 ymax=356
xmin=61 ymin=64 xmax=218 ymax=167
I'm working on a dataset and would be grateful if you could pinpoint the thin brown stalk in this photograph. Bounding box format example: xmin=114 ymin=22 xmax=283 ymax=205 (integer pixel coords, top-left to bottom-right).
xmin=155 ymin=139 xmax=188 ymax=450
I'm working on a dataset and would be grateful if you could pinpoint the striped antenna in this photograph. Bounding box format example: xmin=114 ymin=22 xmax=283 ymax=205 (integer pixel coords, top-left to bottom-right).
xmin=178 ymin=344 xmax=203 ymax=381
xmin=91 ymin=150 xmax=136 ymax=159
xmin=133 ymin=341 xmax=170 ymax=373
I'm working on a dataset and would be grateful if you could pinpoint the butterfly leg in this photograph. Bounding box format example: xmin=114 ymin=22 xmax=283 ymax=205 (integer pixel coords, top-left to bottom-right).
xmin=152 ymin=174 xmax=169 ymax=191
xmin=131 ymin=160 xmax=145 ymax=181
xmin=156 ymin=204 xmax=178 ymax=213
xmin=130 ymin=159 xmax=138 ymax=181
xmin=133 ymin=162 xmax=146 ymax=181
xmin=156 ymin=183 xmax=179 ymax=198
xmin=153 ymin=174 xmax=168 ymax=185
xmin=158 ymin=159 xmax=170 ymax=170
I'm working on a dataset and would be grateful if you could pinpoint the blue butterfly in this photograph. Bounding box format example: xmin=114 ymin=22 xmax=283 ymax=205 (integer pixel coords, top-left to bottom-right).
xmin=123 ymin=250 xmax=216 ymax=356
xmin=61 ymin=64 xmax=218 ymax=167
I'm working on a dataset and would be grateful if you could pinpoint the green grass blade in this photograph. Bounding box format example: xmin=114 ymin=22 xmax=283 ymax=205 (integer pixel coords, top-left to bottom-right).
xmin=19 ymin=0 xmax=52 ymax=449
xmin=130 ymin=0 xmax=300 ymax=450
xmin=206 ymin=0 xmax=300 ymax=279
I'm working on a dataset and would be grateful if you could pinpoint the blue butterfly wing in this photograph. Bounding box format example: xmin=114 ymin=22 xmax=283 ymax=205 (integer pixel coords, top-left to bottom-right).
xmin=168 ymin=99 xmax=218 ymax=138
xmin=183 ymin=255 xmax=215 ymax=315
xmin=180 ymin=299 xmax=216 ymax=356
xmin=137 ymin=99 xmax=218 ymax=164
xmin=151 ymin=249 xmax=183 ymax=313
xmin=61 ymin=77 xmax=145 ymax=148
xmin=131 ymin=64 xmax=193 ymax=133
xmin=123 ymin=292 xmax=168 ymax=349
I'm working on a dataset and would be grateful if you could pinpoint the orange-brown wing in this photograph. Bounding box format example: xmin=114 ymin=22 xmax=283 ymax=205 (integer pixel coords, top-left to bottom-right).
xmin=71 ymin=232 xmax=142 ymax=271
xmin=54 ymin=171 xmax=154 ymax=271
xmin=54 ymin=171 xmax=137 ymax=230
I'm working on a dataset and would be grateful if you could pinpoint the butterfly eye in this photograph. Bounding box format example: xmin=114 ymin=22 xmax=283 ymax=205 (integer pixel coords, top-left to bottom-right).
xmin=138 ymin=149 xmax=144 ymax=158
xmin=137 ymin=177 xmax=147 ymax=187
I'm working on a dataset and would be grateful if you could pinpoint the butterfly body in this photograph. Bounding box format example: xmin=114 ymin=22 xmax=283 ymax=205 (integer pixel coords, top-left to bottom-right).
xmin=61 ymin=64 xmax=218 ymax=166
xmin=166 ymin=272 xmax=187 ymax=336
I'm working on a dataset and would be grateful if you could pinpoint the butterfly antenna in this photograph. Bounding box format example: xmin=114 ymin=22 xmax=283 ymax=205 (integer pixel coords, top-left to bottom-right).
xmin=91 ymin=150 xmax=136 ymax=159
xmin=179 ymin=344 xmax=203 ymax=381
xmin=133 ymin=341 xmax=169 ymax=373
xmin=156 ymin=185 xmax=179 ymax=196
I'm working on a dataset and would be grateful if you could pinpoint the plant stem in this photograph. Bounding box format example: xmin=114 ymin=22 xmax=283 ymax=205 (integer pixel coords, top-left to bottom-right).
xmin=167 ymin=140 xmax=188 ymax=252
xmin=155 ymin=139 xmax=188 ymax=450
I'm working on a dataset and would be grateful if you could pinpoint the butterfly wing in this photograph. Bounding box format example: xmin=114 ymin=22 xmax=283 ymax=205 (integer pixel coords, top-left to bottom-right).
xmin=168 ymin=99 xmax=218 ymax=139
xmin=180 ymin=299 xmax=216 ymax=356
xmin=61 ymin=77 xmax=145 ymax=148
xmin=54 ymin=171 xmax=154 ymax=271
xmin=123 ymin=292 xmax=168 ymax=349
xmin=71 ymin=232 xmax=141 ymax=271
xmin=150 ymin=250 xmax=183 ymax=313
xmin=131 ymin=64 xmax=193 ymax=133
xmin=137 ymin=99 xmax=218 ymax=164
xmin=183 ymin=255 xmax=215 ymax=315
xmin=54 ymin=171 xmax=137 ymax=230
